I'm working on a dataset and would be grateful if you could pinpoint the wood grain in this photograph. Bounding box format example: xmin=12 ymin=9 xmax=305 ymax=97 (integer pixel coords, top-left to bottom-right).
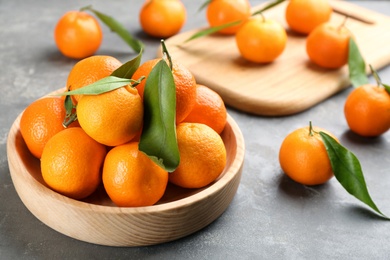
xmin=7 ymin=103 xmax=245 ymax=246
xmin=161 ymin=0 xmax=390 ymax=116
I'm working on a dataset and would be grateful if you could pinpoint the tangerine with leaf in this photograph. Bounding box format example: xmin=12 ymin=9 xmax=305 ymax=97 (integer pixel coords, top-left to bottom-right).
xmin=206 ymin=0 xmax=251 ymax=35
xmin=20 ymin=97 xmax=79 ymax=159
xmin=131 ymin=57 xmax=196 ymax=123
xmin=77 ymin=84 xmax=143 ymax=147
xmin=279 ymin=122 xmax=338 ymax=186
xmin=235 ymin=15 xmax=287 ymax=63
xmin=306 ymin=21 xmax=351 ymax=69
xmin=66 ymin=55 xmax=122 ymax=104
xmin=103 ymin=142 xmax=168 ymax=207
xmin=344 ymin=67 xmax=390 ymax=137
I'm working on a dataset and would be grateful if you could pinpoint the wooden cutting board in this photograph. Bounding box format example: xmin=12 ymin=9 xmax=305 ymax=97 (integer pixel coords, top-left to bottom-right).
xmin=161 ymin=0 xmax=390 ymax=116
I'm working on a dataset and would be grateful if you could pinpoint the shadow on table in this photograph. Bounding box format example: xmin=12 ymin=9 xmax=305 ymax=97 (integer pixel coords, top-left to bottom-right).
xmin=277 ymin=173 xmax=332 ymax=199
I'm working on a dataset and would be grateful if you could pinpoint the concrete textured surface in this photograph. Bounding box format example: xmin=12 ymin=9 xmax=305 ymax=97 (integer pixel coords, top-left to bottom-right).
xmin=1 ymin=0 xmax=390 ymax=259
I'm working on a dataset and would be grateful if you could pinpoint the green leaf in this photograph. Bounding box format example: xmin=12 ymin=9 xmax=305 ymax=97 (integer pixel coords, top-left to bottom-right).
xmin=348 ymin=38 xmax=369 ymax=88
xmin=198 ymin=0 xmax=211 ymax=12
xmin=252 ymin=0 xmax=286 ymax=16
xmin=82 ymin=5 xmax=144 ymax=53
xmin=62 ymin=91 xmax=77 ymax=127
xmin=320 ymin=131 xmax=389 ymax=219
xmin=110 ymin=51 xmax=142 ymax=79
xmin=369 ymin=64 xmax=390 ymax=95
xmin=184 ymin=20 xmax=241 ymax=43
xmin=57 ymin=76 xmax=134 ymax=96
xmin=139 ymin=60 xmax=180 ymax=172
xmin=382 ymin=83 xmax=390 ymax=94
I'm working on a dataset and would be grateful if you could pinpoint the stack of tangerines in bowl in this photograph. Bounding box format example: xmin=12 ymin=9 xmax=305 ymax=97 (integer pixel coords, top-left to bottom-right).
xmin=6 ymin=54 xmax=245 ymax=246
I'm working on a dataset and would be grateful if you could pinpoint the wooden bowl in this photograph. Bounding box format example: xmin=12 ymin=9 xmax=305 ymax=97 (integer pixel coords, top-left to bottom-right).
xmin=7 ymin=98 xmax=245 ymax=247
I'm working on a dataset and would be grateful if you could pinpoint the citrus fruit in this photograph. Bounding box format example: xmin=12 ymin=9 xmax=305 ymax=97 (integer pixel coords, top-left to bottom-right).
xmin=206 ymin=0 xmax=251 ymax=35
xmin=66 ymin=55 xmax=122 ymax=104
xmin=131 ymin=58 xmax=196 ymax=123
xmin=54 ymin=10 xmax=103 ymax=59
xmin=344 ymin=84 xmax=390 ymax=137
xmin=102 ymin=142 xmax=168 ymax=207
xmin=140 ymin=0 xmax=187 ymax=38
xmin=77 ymin=86 xmax=143 ymax=147
xmin=279 ymin=124 xmax=337 ymax=186
xmin=169 ymin=123 xmax=227 ymax=189
xmin=235 ymin=16 xmax=287 ymax=63
xmin=20 ymin=97 xmax=78 ymax=159
xmin=285 ymin=0 xmax=332 ymax=35
xmin=183 ymin=84 xmax=227 ymax=134
xmin=306 ymin=22 xmax=350 ymax=69
xmin=41 ymin=127 xmax=107 ymax=200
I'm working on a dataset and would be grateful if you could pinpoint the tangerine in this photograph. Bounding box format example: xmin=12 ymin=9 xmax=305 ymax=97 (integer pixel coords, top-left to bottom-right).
xmin=66 ymin=55 xmax=122 ymax=104
xmin=140 ymin=0 xmax=187 ymax=38
xmin=306 ymin=22 xmax=350 ymax=69
xmin=206 ymin=0 xmax=251 ymax=35
xmin=183 ymin=84 xmax=227 ymax=134
xmin=20 ymin=97 xmax=78 ymax=159
xmin=285 ymin=0 xmax=332 ymax=35
xmin=131 ymin=58 xmax=196 ymax=123
xmin=77 ymin=86 xmax=143 ymax=147
xmin=344 ymin=84 xmax=390 ymax=137
xmin=235 ymin=16 xmax=287 ymax=63
xmin=169 ymin=123 xmax=227 ymax=189
xmin=102 ymin=142 xmax=168 ymax=207
xmin=54 ymin=10 xmax=102 ymax=59
xmin=41 ymin=127 xmax=107 ymax=200
xmin=279 ymin=123 xmax=337 ymax=186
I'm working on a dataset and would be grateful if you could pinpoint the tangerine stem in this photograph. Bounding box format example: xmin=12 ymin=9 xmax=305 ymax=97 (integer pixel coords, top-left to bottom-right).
xmin=130 ymin=76 xmax=145 ymax=88
xmin=309 ymin=121 xmax=314 ymax=136
xmin=370 ymin=64 xmax=382 ymax=87
xmin=340 ymin=15 xmax=349 ymax=29
xmin=308 ymin=121 xmax=320 ymax=136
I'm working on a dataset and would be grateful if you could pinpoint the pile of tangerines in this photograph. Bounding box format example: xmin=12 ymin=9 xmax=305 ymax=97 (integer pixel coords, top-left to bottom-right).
xmin=20 ymin=55 xmax=228 ymax=207
xmin=203 ymin=0 xmax=350 ymax=67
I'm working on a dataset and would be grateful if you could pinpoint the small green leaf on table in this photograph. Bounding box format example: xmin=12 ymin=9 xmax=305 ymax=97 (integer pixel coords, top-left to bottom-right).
xmin=320 ymin=131 xmax=389 ymax=219
xmin=139 ymin=60 xmax=180 ymax=172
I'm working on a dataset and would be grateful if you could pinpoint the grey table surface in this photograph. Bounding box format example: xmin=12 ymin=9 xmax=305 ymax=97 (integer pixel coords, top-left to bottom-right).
xmin=2 ymin=0 xmax=390 ymax=259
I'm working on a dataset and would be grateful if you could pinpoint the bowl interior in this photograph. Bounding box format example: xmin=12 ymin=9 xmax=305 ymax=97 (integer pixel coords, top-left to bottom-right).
xmin=11 ymin=113 xmax=242 ymax=208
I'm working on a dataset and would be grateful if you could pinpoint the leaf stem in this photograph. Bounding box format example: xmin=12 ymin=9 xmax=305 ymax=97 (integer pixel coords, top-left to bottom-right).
xmin=161 ymin=40 xmax=173 ymax=71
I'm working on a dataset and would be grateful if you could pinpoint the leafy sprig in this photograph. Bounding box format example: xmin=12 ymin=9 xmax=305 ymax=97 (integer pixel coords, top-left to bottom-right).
xmin=185 ymin=0 xmax=286 ymax=43
xmin=81 ymin=5 xmax=144 ymax=53
xmin=320 ymin=131 xmax=389 ymax=219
